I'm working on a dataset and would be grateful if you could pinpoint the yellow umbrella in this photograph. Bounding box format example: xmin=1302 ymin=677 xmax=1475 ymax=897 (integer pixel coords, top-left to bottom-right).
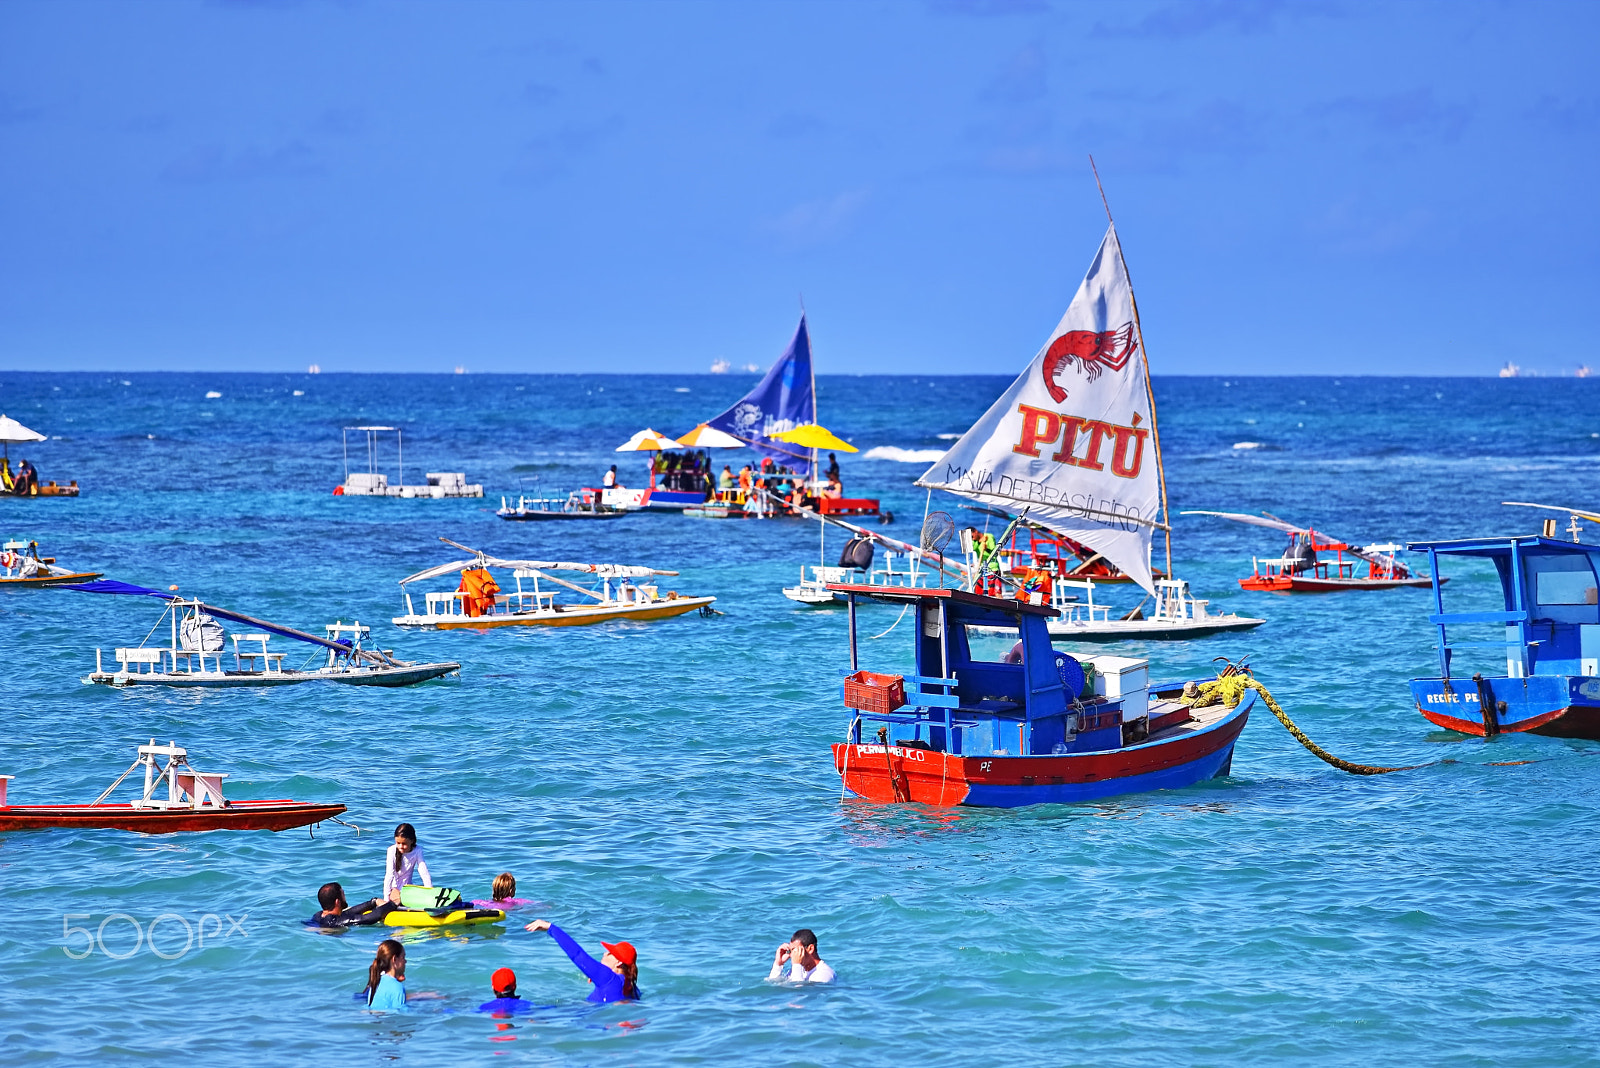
xmin=769 ymin=423 xmax=858 ymax=453
xmin=615 ymin=428 xmax=685 ymax=452
xmin=675 ymin=423 xmax=745 ymax=448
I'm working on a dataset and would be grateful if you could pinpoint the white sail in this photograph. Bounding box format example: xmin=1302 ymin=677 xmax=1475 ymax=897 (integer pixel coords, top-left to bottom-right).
xmin=917 ymin=223 xmax=1164 ymax=593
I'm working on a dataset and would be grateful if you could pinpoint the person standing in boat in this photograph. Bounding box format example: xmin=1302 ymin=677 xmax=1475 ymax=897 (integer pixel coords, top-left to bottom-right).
xmin=384 ymin=822 xmax=433 ymax=904
xmin=15 ymin=459 xmax=38 ymax=496
xmin=768 ymin=928 xmax=836 ymax=984
xmin=523 ymin=918 xmax=641 ymax=1003
xmin=601 ymin=464 xmax=618 ymax=508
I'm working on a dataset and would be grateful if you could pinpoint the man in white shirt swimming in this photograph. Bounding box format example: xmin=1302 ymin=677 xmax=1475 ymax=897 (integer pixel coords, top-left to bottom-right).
xmin=767 ymin=928 xmax=836 ymax=984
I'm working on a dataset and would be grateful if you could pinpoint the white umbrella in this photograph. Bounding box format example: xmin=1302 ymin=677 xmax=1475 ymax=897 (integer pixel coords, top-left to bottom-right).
xmin=0 ymin=414 xmax=45 ymax=460
xmin=675 ymin=423 xmax=744 ymax=449
xmin=615 ymin=428 xmax=685 ymax=452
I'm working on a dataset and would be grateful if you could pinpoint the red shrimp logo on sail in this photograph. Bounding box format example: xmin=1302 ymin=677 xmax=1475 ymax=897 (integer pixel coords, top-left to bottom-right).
xmin=1041 ymin=323 xmax=1137 ymax=403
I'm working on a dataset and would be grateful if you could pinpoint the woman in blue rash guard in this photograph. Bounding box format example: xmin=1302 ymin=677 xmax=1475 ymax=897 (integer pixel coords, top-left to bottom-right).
xmin=523 ymin=919 xmax=640 ymax=1003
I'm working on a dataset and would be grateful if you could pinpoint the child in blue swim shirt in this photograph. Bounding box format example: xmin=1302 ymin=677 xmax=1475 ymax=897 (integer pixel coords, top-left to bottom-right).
xmin=477 ymin=967 xmax=537 ymax=1015
xmin=365 ymin=940 xmax=408 ymax=1012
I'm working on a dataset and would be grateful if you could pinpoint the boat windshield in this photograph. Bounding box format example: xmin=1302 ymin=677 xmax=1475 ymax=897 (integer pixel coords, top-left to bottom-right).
xmin=963 ymin=624 xmax=1021 ymax=663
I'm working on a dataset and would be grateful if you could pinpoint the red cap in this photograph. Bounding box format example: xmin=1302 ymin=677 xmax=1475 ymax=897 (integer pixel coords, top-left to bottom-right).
xmin=491 ymin=967 xmax=516 ymax=994
xmin=601 ymin=940 xmax=637 ymax=967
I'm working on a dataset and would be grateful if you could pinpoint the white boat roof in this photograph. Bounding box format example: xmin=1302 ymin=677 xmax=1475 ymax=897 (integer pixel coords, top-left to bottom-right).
xmin=399 ymin=555 xmax=678 ymax=586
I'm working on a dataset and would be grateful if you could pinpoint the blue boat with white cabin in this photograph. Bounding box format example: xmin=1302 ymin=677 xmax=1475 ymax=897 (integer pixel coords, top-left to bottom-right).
xmin=1410 ymin=523 xmax=1600 ymax=739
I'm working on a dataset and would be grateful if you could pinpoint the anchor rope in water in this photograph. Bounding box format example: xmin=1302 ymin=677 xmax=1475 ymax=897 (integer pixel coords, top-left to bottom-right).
xmin=1184 ymin=675 xmax=1425 ymax=776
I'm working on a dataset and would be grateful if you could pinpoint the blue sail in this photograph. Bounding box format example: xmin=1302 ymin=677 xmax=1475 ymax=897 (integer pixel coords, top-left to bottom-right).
xmin=705 ymin=315 xmax=815 ymax=467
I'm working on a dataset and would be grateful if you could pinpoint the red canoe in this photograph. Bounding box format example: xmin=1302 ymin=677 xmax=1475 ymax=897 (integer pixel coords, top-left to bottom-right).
xmin=0 ymin=799 xmax=346 ymax=833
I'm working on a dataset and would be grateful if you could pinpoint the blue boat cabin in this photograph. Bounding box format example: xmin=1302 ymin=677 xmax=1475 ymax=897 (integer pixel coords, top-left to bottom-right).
xmin=833 ymin=584 xmax=1147 ymax=756
xmin=1410 ymin=533 xmax=1600 ymax=738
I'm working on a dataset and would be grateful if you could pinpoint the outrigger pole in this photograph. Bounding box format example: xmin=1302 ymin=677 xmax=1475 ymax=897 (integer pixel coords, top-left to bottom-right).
xmin=1089 ymin=154 xmax=1173 ymax=581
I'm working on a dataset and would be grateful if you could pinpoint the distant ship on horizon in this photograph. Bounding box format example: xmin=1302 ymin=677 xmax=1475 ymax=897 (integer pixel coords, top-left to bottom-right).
xmin=1499 ymin=361 xmax=1521 ymax=378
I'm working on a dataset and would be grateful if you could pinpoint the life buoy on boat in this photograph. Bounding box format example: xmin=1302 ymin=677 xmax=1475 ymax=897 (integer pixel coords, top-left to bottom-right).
xmin=0 ymin=550 xmax=16 ymax=570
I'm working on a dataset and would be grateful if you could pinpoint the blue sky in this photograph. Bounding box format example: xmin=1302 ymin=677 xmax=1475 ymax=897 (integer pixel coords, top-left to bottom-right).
xmin=1 ymin=0 xmax=1595 ymax=375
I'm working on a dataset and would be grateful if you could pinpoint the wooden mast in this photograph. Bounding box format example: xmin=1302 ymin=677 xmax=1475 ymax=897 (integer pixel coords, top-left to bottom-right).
xmin=1088 ymin=155 xmax=1172 ymax=582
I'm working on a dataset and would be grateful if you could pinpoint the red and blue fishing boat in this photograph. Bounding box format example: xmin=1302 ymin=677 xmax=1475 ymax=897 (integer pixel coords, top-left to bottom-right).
xmin=1410 ymin=510 xmax=1600 ymax=739
xmin=828 ymin=583 xmax=1255 ymax=807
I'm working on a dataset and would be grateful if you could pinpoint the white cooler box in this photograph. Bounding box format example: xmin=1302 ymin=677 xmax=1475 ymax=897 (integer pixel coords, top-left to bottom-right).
xmin=1079 ymin=654 xmax=1149 ymax=722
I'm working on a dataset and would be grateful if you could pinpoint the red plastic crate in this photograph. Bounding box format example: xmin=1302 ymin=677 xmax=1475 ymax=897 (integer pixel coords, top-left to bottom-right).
xmin=843 ymin=671 xmax=906 ymax=715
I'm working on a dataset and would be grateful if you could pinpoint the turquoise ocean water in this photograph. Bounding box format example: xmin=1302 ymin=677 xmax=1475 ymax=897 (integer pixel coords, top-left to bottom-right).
xmin=2 ymin=372 xmax=1598 ymax=1065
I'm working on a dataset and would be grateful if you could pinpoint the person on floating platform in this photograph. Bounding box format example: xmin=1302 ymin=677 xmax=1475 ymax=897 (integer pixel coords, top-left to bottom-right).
xmin=768 ymin=928 xmax=835 ymax=984
xmin=523 ymin=918 xmax=640 ymax=1003
xmin=365 ymin=939 xmax=409 ymax=1011
xmin=17 ymin=459 xmax=37 ymax=495
xmin=738 ymin=464 xmax=754 ymax=496
xmin=307 ymin=881 xmax=399 ymax=929
xmin=457 ymin=567 xmax=501 ymax=617
xmin=823 ymin=475 xmax=843 ymax=500
xmin=824 ymin=453 xmax=841 ymax=484
xmin=601 ymin=464 xmax=619 ymax=505
xmin=477 ymin=967 xmax=538 ymax=1015
xmin=384 ymin=822 xmax=433 ymax=904
xmin=719 ymin=465 xmax=734 ymax=491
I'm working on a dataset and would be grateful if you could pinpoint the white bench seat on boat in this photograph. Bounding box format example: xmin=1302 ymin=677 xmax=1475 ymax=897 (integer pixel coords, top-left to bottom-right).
xmin=115 ymin=648 xmax=164 ymax=674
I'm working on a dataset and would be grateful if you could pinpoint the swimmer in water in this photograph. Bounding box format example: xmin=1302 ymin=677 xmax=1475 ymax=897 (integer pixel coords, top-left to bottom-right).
xmin=768 ymin=927 xmax=836 ymax=983
xmin=523 ymin=918 xmax=640 ymax=1003
xmin=307 ymin=881 xmax=397 ymax=929
xmin=365 ymin=939 xmax=408 ymax=1011
xmin=471 ymin=871 xmax=533 ymax=910
xmin=384 ymin=822 xmax=432 ymax=904
xmin=477 ymin=967 xmax=537 ymax=1015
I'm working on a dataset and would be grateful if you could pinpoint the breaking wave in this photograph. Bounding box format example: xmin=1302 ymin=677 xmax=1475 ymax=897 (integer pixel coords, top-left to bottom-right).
xmin=862 ymin=446 xmax=946 ymax=463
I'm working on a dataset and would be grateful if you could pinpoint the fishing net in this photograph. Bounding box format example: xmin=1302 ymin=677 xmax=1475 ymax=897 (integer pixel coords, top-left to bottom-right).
xmin=920 ymin=511 xmax=955 ymax=554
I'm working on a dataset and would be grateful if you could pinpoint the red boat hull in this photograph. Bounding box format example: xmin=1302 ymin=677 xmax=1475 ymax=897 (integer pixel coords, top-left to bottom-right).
xmin=0 ymin=800 xmax=346 ymax=833
xmin=831 ymin=694 xmax=1252 ymax=808
xmin=1417 ymin=704 xmax=1600 ymax=740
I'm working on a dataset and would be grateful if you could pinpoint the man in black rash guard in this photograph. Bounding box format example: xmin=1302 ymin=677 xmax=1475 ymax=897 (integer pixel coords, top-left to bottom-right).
xmin=306 ymin=882 xmax=398 ymax=929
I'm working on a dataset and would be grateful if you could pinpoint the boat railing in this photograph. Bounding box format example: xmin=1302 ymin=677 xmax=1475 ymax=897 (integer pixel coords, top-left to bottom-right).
xmin=113 ymin=647 xmax=165 ymax=676
xmin=842 ymin=671 xmax=963 ymax=739
xmin=868 ymin=552 xmax=930 ymax=589
xmin=1054 ymin=578 xmax=1113 ymax=623
xmin=808 ymin=565 xmax=855 ymax=585
xmin=500 ymin=494 xmax=568 ymax=514
xmin=1152 ymin=579 xmax=1207 ymax=622
xmin=231 ymin=632 xmax=286 ymax=674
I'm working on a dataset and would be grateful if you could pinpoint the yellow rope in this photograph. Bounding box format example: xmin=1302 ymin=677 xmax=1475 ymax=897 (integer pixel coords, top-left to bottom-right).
xmin=1185 ymin=675 xmax=1423 ymax=777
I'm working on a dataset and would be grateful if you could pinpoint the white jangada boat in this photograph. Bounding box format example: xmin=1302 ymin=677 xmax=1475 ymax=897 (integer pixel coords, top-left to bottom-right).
xmin=334 ymin=426 xmax=482 ymax=498
xmin=915 ymin=214 xmax=1263 ymax=641
xmin=393 ymin=538 xmax=715 ymax=629
xmin=70 ymin=582 xmax=460 ymax=688
xmin=780 ymin=496 xmax=969 ymax=605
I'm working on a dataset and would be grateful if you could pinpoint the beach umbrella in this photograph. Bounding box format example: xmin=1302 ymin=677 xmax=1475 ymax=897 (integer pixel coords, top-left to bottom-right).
xmin=769 ymin=423 xmax=858 ymax=453
xmin=675 ymin=423 xmax=744 ymax=449
xmin=614 ymin=428 xmax=685 ymax=452
xmin=0 ymin=414 xmax=45 ymax=460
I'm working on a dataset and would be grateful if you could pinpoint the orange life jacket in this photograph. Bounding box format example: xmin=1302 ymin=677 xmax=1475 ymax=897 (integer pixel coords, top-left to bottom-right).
xmin=457 ymin=568 xmax=502 ymax=617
